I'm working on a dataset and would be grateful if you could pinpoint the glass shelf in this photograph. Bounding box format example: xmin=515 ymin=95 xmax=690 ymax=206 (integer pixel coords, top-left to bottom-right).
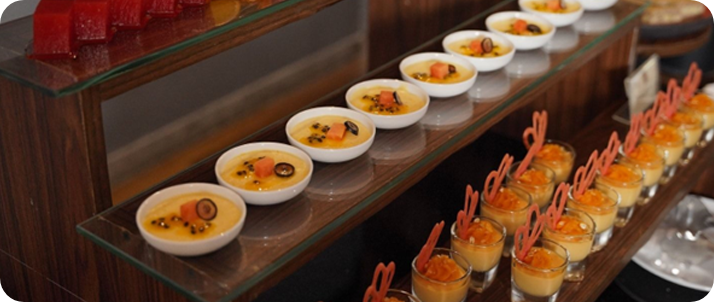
xmin=77 ymin=1 xmax=647 ymax=301
xmin=0 ymin=0 xmax=318 ymax=97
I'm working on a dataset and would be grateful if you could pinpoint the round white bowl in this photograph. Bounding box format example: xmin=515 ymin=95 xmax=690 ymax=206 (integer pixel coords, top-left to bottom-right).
xmin=519 ymin=0 xmax=584 ymax=27
xmin=442 ymin=30 xmax=516 ymax=72
xmin=215 ymin=142 xmax=313 ymax=206
xmin=579 ymin=0 xmax=617 ymax=11
xmin=399 ymin=52 xmax=477 ymax=98
xmin=286 ymin=107 xmax=376 ymax=163
xmin=345 ymin=79 xmax=430 ymax=130
xmin=486 ymin=11 xmax=556 ymax=50
xmin=136 ymin=183 xmax=247 ymax=257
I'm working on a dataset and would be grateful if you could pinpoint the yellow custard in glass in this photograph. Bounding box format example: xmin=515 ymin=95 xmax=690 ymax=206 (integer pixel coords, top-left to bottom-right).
xmin=527 ymin=0 xmax=581 ymax=13
xmin=492 ymin=18 xmax=551 ymax=36
xmin=511 ymin=168 xmax=555 ymax=209
xmin=447 ymin=39 xmax=511 ymax=58
xmin=220 ymin=150 xmax=309 ymax=191
xmin=597 ymin=164 xmax=642 ymax=208
xmin=349 ymin=86 xmax=426 ymax=115
xmin=404 ymin=60 xmax=474 ymax=84
xmin=512 ymin=247 xmax=567 ymax=297
xmin=481 ymin=187 xmax=530 ymax=235
xmin=568 ymin=189 xmax=617 ymax=233
xmin=412 ymin=255 xmax=469 ymax=302
xmin=685 ymin=94 xmax=714 ymax=129
xmin=451 ymin=219 xmax=504 ymax=271
xmin=142 ymin=192 xmax=241 ymax=241
xmin=290 ymin=115 xmax=371 ymax=149
xmin=534 ymin=143 xmax=574 ymax=184
xmin=543 ymin=215 xmax=593 ymax=262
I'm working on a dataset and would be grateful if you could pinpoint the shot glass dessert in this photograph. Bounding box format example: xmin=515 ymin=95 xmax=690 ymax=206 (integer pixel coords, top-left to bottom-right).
xmin=481 ymin=185 xmax=533 ymax=257
xmin=666 ymin=108 xmax=704 ymax=165
xmin=533 ymin=140 xmax=576 ymax=184
xmin=413 ymin=222 xmax=471 ymax=302
xmin=595 ymin=160 xmax=643 ymax=227
xmin=450 ymin=216 xmax=506 ymax=292
xmin=684 ymin=93 xmax=714 ymax=146
xmin=567 ymin=186 xmax=619 ymax=252
xmin=508 ymin=161 xmax=556 ymax=210
xmin=641 ymin=122 xmax=685 ymax=184
xmin=542 ymin=208 xmax=595 ymax=282
xmin=618 ymin=144 xmax=664 ymax=205
xmin=511 ymin=239 xmax=569 ymax=302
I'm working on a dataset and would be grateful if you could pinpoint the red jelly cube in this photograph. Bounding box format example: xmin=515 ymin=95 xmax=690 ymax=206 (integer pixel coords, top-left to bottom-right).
xmin=110 ymin=0 xmax=151 ymax=29
xmin=33 ymin=0 xmax=77 ymax=59
xmin=147 ymin=0 xmax=183 ymax=18
xmin=179 ymin=0 xmax=210 ymax=7
xmin=74 ymin=0 xmax=114 ymax=44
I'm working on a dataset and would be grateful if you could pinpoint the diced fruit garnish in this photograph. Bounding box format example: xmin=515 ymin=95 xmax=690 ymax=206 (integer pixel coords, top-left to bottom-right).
xmin=469 ymin=40 xmax=483 ymax=54
xmin=254 ymin=157 xmax=275 ymax=178
xmin=32 ymin=0 xmax=77 ymax=59
xmin=73 ymin=0 xmax=114 ymax=43
xmin=513 ymin=19 xmax=528 ymax=34
xmin=430 ymin=62 xmax=450 ymax=80
xmin=274 ymin=162 xmax=295 ymax=178
xmin=344 ymin=121 xmax=359 ymax=135
xmin=196 ymin=198 xmax=217 ymax=221
xmin=180 ymin=200 xmax=200 ymax=222
xmin=326 ymin=122 xmax=347 ymax=141
xmin=110 ymin=0 xmax=150 ymax=29
xmin=547 ymin=0 xmax=562 ymax=10
xmin=379 ymin=90 xmax=396 ymax=108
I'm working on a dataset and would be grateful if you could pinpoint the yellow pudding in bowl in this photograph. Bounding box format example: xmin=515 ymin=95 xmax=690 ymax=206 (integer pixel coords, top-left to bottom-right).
xmin=348 ymin=85 xmax=426 ymax=116
xmin=533 ymin=141 xmax=575 ymax=184
xmin=404 ymin=60 xmax=475 ymax=84
xmin=525 ymin=0 xmax=581 ymax=13
xmin=669 ymin=110 xmax=704 ymax=148
xmin=450 ymin=218 xmax=505 ymax=272
xmin=142 ymin=192 xmax=242 ymax=242
xmin=685 ymin=94 xmax=714 ymax=130
xmin=412 ymin=252 xmax=470 ymax=302
xmin=596 ymin=163 xmax=643 ymax=208
xmin=219 ymin=150 xmax=309 ymax=192
xmin=492 ymin=18 xmax=551 ymax=36
xmin=619 ymin=143 xmax=665 ymax=187
xmin=507 ymin=162 xmax=556 ymax=209
xmin=643 ymin=123 xmax=685 ymax=166
xmin=567 ymin=188 xmax=618 ymax=234
xmin=511 ymin=243 xmax=568 ymax=297
xmin=289 ymin=115 xmax=371 ymax=149
xmin=447 ymin=38 xmax=511 ymax=58
xmin=480 ymin=186 xmax=532 ymax=235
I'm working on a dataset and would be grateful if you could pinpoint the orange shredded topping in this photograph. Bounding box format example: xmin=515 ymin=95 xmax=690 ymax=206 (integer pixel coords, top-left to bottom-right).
xmin=491 ymin=188 xmax=529 ymax=210
xmin=384 ymin=298 xmax=405 ymax=302
xmin=629 ymin=143 xmax=660 ymax=162
xmin=687 ymin=94 xmax=714 ymax=113
xmin=522 ymin=247 xmax=565 ymax=269
xmin=604 ymin=164 xmax=640 ymax=182
xmin=518 ymin=169 xmax=550 ymax=185
xmin=577 ymin=189 xmax=615 ymax=207
xmin=536 ymin=144 xmax=570 ymax=162
xmin=553 ymin=215 xmax=590 ymax=235
xmin=651 ymin=124 xmax=683 ymax=143
xmin=422 ymin=255 xmax=465 ymax=282
xmin=463 ymin=219 xmax=502 ymax=245
xmin=671 ymin=112 xmax=702 ymax=127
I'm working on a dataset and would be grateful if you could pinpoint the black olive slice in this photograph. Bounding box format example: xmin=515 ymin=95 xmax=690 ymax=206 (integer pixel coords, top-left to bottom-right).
xmin=196 ymin=198 xmax=217 ymax=221
xmin=344 ymin=121 xmax=359 ymax=136
xmin=274 ymin=162 xmax=295 ymax=178
xmin=526 ymin=24 xmax=542 ymax=34
xmin=481 ymin=38 xmax=494 ymax=53
xmin=448 ymin=64 xmax=457 ymax=74
xmin=393 ymin=91 xmax=403 ymax=105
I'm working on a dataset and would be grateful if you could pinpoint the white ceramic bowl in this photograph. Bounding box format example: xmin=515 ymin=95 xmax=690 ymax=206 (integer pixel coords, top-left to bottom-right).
xmin=578 ymin=0 xmax=617 ymax=11
xmin=442 ymin=30 xmax=516 ymax=72
xmin=215 ymin=142 xmax=313 ymax=206
xmin=286 ymin=107 xmax=376 ymax=163
xmin=399 ymin=52 xmax=477 ymax=98
xmin=345 ymin=79 xmax=430 ymax=130
xmin=136 ymin=183 xmax=247 ymax=257
xmin=486 ymin=11 xmax=556 ymax=50
xmin=519 ymin=0 xmax=584 ymax=27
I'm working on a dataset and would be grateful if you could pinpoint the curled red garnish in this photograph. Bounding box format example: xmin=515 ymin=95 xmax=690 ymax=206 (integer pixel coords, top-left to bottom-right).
xmin=363 ymin=262 xmax=395 ymax=302
xmin=573 ymin=150 xmax=601 ymax=199
xmin=624 ymin=113 xmax=643 ymax=155
xmin=416 ymin=221 xmax=445 ymax=273
xmin=516 ymin=111 xmax=547 ymax=178
xmin=644 ymin=99 xmax=661 ymax=136
xmin=545 ymin=183 xmax=570 ymax=229
xmin=683 ymin=62 xmax=702 ymax=101
xmin=457 ymin=185 xmax=479 ymax=240
xmin=599 ymin=132 xmax=620 ymax=175
xmin=663 ymin=79 xmax=682 ymax=118
xmin=484 ymin=154 xmax=514 ymax=202
xmin=515 ymin=204 xmax=546 ymax=260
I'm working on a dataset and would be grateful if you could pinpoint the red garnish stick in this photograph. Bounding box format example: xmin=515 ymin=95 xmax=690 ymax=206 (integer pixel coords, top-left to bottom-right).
xmin=663 ymin=79 xmax=682 ymax=118
xmin=644 ymin=97 xmax=662 ymax=136
xmin=599 ymin=132 xmax=620 ymax=175
xmin=683 ymin=62 xmax=702 ymax=101
xmin=515 ymin=204 xmax=546 ymax=260
xmin=484 ymin=154 xmax=514 ymax=202
xmin=624 ymin=113 xmax=643 ymax=155
xmin=363 ymin=262 xmax=396 ymax=302
xmin=523 ymin=110 xmax=548 ymax=150
xmin=416 ymin=221 xmax=445 ymax=273
xmin=573 ymin=150 xmax=602 ymax=199
xmin=457 ymin=185 xmax=479 ymax=240
xmin=545 ymin=183 xmax=570 ymax=229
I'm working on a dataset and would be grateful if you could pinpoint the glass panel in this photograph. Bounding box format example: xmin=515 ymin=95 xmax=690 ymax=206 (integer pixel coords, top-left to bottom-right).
xmin=78 ymin=1 xmax=647 ymax=302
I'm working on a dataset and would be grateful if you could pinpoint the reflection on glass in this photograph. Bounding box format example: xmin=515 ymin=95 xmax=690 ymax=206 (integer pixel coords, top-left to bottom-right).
xmin=505 ymin=50 xmax=550 ymax=79
xmin=240 ymin=198 xmax=313 ymax=243
xmin=420 ymin=98 xmax=474 ymax=130
xmin=369 ymin=124 xmax=427 ymax=164
xmin=544 ymin=26 xmax=580 ymax=54
xmin=574 ymin=10 xmax=616 ymax=34
xmin=304 ymin=155 xmax=374 ymax=201
xmin=469 ymin=69 xmax=511 ymax=102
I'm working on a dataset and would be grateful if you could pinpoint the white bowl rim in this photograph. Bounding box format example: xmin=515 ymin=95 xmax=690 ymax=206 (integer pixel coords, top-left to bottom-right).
xmin=214 ymin=141 xmax=314 ymax=194
xmin=486 ymin=11 xmax=556 ymax=36
xmin=285 ymin=106 xmax=377 ymax=152
xmin=345 ymin=78 xmax=431 ymax=120
xmin=442 ymin=30 xmax=516 ymax=60
xmin=399 ymin=52 xmax=478 ymax=87
xmin=136 ymin=182 xmax=247 ymax=246
xmin=518 ymin=0 xmax=585 ymax=15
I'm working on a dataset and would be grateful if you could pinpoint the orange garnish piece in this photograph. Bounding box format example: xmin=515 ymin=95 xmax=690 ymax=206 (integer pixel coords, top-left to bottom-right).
xmin=599 ymin=132 xmax=620 ymax=175
xmin=629 ymin=143 xmax=660 ymax=162
xmin=515 ymin=204 xmax=546 ymax=260
xmin=422 ymin=255 xmax=464 ymax=282
xmin=514 ymin=19 xmax=528 ymax=33
xmin=671 ymin=111 xmax=702 ymax=126
xmin=573 ymin=150 xmax=601 ymax=199
xmin=456 ymin=185 xmax=479 ymax=240
xmin=687 ymin=94 xmax=714 ymax=112
xmin=604 ymin=164 xmax=639 ymax=182
xmin=554 ymin=216 xmax=589 ymax=235
xmin=577 ymin=189 xmax=613 ymax=207
xmin=363 ymin=262 xmax=395 ymax=302
xmin=522 ymin=247 xmax=565 ymax=269
xmin=651 ymin=124 xmax=683 ymax=143
xmin=545 ymin=183 xmax=569 ymax=229
xmin=463 ymin=219 xmax=502 ymax=244
xmin=536 ymin=144 xmax=567 ymax=162
xmin=517 ymin=169 xmax=549 ymax=185
xmin=484 ymin=154 xmax=514 ymax=202
xmin=491 ymin=188 xmax=529 ymax=210
xmin=416 ymin=221 xmax=445 ymax=273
